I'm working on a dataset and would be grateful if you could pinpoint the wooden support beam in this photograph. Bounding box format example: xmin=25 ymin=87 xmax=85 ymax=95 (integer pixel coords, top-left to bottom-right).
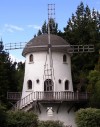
xmin=56 ymin=101 xmax=62 ymax=114
xmin=67 ymin=105 xmax=74 ymax=113
xmin=37 ymin=101 xmax=41 ymax=114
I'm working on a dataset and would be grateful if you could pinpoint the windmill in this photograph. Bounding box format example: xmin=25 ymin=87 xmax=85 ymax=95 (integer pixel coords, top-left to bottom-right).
xmin=7 ymin=4 xmax=94 ymax=126
xmin=6 ymin=4 xmax=94 ymax=100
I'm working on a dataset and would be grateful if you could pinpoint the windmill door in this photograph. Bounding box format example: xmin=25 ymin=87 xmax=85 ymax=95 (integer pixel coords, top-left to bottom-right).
xmin=44 ymin=79 xmax=54 ymax=100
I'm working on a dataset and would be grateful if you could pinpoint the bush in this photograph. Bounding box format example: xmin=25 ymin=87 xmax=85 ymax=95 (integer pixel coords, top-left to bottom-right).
xmin=38 ymin=120 xmax=64 ymax=127
xmin=75 ymin=108 xmax=100 ymax=127
xmin=0 ymin=105 xmax=7 ymax=127
xmin=7 ymin=110 xmax=38 ymax=127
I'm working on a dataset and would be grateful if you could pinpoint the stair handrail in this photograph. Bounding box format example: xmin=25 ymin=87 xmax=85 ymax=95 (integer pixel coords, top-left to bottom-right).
xmin=12 ymin=91 xmax=37 ymax=110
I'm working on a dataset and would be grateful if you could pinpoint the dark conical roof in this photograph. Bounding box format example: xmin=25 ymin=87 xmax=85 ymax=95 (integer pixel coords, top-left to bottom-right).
xmin=22 ymin=34 xmax=70 ymax=56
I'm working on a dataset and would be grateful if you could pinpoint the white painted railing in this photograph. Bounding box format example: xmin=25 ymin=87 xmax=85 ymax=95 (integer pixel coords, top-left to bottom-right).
xmin=10 ymin=91 xmax=89 ymax=110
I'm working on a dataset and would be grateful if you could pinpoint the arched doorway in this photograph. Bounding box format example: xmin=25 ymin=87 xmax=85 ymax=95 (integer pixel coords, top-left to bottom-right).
xmin=44 ymin=79 xmax=54 ymax=99
xmin=44 ymin=79 xmax=53 ymax=92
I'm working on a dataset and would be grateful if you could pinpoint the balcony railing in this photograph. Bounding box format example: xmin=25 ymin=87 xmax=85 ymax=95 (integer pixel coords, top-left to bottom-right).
xmin=7 ymin=91 xmax=90 ymax=110
xmin=7 ymin=92 xmax=22 ymax=101
xmin=7 ymin=91 xmax=89 ymax=101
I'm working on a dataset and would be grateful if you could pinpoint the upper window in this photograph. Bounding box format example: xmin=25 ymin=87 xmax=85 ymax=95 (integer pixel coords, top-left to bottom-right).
xmin=27 ymin=80 xmax=32 ymax=89
xmin=63 ymin=54 xmax=67 ymax=63
xmin=29 ymin=54 xmax=33 ymax=62
xmin=65 ymin=80 xmax=69 ymax=90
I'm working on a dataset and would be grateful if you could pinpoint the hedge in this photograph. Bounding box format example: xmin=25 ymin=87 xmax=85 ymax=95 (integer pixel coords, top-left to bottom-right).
xmin=75 ymin=108 xmax=100 ymax=127
xmin=0 ymin=108 xmax=64 ymax=127
xmin=7 ymin=110 xmax=38 ymax=127
xmin=0 ymin=105 xmax=7 ymax=127
xmin=38 ymin=120 xmax=64 ymax=127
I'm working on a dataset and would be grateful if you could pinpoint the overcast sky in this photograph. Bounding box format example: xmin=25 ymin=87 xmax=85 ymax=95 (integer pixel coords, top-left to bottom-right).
xmin=0 ymin=0 xmax=100 ymax=62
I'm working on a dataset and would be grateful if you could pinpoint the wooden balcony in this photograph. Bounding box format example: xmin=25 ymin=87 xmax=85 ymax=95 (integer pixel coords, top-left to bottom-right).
xmin=7 ymin=91 xmax=90 ymax=110
xmin=7 ymin=91 xmax=89 ymax=102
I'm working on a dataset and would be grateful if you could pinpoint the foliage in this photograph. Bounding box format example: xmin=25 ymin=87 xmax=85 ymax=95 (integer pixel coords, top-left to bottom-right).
xmin=64 ymin=2 xmax=100 ymax=45
xmin=0 ymin=40 xmax=25 ymax=108
xmin=95 ymin=55 xmax=100 ymax=71
xmin=16 ymin=62 xmax=25 ymax=91
xmin=64 ymin=2 xmax=100 ymax=91
xmin=36 ymin=19 xmax=58 ymax=36
xmin=38 ymin=120 xmax=64 ymax=127
xmin=0 ymin=105 xmax=7 ymax=127
xmin=87 ymin=70 xmax=100 ymax=108
xmin=7 ymin=110 xmax=38 ymax=127
xmin=87 ymin=70 xmax=100 ymax=88
xmin=0 ymin=44 xmax=15 ymax=106
xmin=42 ymin=20 xmax=47 ymax=34
xmin=75 ymin=108 xmax=100 ymax=127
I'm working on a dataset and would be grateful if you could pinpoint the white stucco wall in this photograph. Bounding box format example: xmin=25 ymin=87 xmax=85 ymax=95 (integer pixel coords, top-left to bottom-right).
xmin=38 ymin=103 xmax=77 ymax=127
xmin=21 ymin=51 xmax=73 ymax=98
xmin=20 ymin=50 xmax=76 ymax=126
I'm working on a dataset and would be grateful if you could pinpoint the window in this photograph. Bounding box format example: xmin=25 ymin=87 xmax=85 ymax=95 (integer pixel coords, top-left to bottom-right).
xmin=65 ymin=80 xmax=69 ymax=90
xmin=29 ymin=54 xmax=33 ymax=62
xmin=63 ymin=54 xmax=67 ymax=63
xmin=27 ymin=80 xmax=32 ymax=89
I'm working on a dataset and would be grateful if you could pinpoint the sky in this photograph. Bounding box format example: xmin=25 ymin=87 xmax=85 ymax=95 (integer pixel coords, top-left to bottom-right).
xmin=0 ymin=0 xmax=100 ymax=62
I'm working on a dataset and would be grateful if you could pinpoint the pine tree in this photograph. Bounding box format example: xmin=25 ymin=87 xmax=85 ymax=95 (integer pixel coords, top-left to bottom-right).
xmin=64 ymin=2 xmax=100 ymax=91
xmin=37 ymin=29 xmax=42 ymax=36
xmin=48 ymin=18 xmax=58 ymax=34
xmin=42 ymin=21 xmax=47 ymax=34
xmin=0 ymin=40 xmax=10 ymax=105
xmin=0 ymin=40 xmax=19 ymax=107
xmin=16 ymin=62 xmax=25 ymax=91
xmin=36 ymin=18 xmax=58 ymax=36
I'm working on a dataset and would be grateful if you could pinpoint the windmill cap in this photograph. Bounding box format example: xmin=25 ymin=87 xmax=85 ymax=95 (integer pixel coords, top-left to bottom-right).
xmin=22 ymin=34 xmax=71 ymax=56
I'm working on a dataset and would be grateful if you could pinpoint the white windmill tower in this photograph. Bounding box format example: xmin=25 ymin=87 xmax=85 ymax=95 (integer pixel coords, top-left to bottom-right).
xmin=6 ymin=4 xmax=94 ymax=127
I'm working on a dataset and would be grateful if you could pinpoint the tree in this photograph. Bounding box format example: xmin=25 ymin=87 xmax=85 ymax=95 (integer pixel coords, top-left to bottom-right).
xmin=48 ymin=18 xmax=58 ymax=34
xmin=87 ymin=70 xmax=100 ymax=108
xmin=76 ymin=108 xmax=100 ymax=127
xmin=37 ymin=29 xmax=42 ymax=36
xmin=64 ymin=2 xmax=100 ymax=45
xmin=0 ymin=41 xmax=11 ymax=105
xmin=42 ymin=20 xmax=47 ymax=34
xmin=0 ymin=40 xmax=20 ymax=107
xmin=64 ymin=2 xmax=100 ymax=91
xmin=36 ymin=19 xmax=58 ymax=36
xmin=0 ymin=105 xmax=7 ymax=127
xmin=95 ymin=51 xmax=100 ymax=71
xmin=16 ymin=62 xmax=25 ymax=91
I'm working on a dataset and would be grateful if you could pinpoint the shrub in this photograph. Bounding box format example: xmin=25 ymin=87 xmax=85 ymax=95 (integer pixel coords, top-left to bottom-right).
xmin=7 ymin=110 xmax=38 ymax=127
xmin=0 ymin=105 xmax=7 ymax=127
xmin=38 ymin=120 xmax=64 ymax=127
xmin=75 ymin=108 xmax=100 ymax=127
